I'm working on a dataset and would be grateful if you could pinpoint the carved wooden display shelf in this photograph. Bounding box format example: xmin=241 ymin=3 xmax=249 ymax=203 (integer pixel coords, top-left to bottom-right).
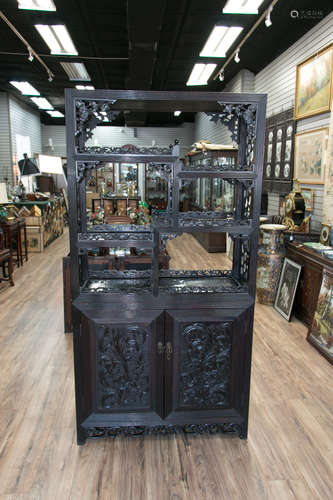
xmin=66 ymin=89 xmax=266 ymax=444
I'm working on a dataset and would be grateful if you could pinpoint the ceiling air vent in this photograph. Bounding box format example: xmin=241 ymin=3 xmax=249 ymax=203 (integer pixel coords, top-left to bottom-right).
xmin=60 ymin=62 xmax=91 ymax=81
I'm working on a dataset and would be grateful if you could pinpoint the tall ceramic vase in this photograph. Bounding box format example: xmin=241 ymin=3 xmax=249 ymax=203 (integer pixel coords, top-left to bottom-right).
xmin=256 ymin=224 xmax=287 ymax=305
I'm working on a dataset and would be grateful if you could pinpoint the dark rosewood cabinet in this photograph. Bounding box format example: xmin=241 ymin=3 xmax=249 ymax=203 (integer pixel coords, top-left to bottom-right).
xmin=65 ymin=89 xmax=266 ymax=444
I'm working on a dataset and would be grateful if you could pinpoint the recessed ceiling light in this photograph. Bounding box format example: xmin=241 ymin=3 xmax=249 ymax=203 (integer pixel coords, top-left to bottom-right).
xmin=174 ymin=111 xmax=181 ymax=116
xmin=200 ymin=26 xmax=243 ymax=58
xmin=17 ymin=0 xmax=56 ymax=10
xmin=75 ymin=85 xmax=95 ymax=90
xmin=10 ymin=81 xmax=40 ymax=96
xmin=223 ymin=0 xmax=264 ymax=14
xmin=60 ymin=62 xmax=91 ymax=81
xmin=35 ymin=25 xmax=78 ymax=55
xmin=46 ymin=110 xmax=64 ymax=118
xmin=30 ymin=97 xmax=54 ymax=110
xmin=186 ymin=64 xmax=216 ymax=86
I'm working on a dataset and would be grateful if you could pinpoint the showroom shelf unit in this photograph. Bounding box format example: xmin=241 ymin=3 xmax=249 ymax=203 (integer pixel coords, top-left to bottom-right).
xmin=66 ymin=89 xmax=266 ymax=444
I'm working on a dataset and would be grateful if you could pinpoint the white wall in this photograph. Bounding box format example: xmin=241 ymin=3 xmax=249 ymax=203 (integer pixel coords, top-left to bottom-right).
xmin=0 ymin=93 xmax=12 ymax=184
xmin=194 ymin=69 xmax=255 ymax=144
xmin=42 ymin=122 xmax=194 ymax=159
xmin=9 ymin=96 xmax=42 ymax=162
xmin=255 ymin=12 xmax=333 ymax=231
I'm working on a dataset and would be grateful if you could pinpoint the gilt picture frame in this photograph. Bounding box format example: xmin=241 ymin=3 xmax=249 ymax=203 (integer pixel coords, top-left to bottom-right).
xmin=295 ymin=45 xmax=333 ymax=120
xmin=301 ymin=188 xmax=314 ymax=210
xmin=307 ymin=270 xmax=333 ymax=364
xmin=294 ymin=128 xmax=328 ymax=185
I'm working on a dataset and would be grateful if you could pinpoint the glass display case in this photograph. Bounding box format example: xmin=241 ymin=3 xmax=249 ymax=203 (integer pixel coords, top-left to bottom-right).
xmin=145 ymin=164 xmax=168 ymax=209
xmin=119 ymin=163 xmax=138 ymax=187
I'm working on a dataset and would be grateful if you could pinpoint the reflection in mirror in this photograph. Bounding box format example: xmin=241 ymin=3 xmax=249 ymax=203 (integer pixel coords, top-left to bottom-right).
xmin=180 ymin=178 xmax=235 ymax=213
xmin=165 ymin=232 xmax=231 ymax=272
xmin=145 ymin=164 xmax=169 ymax=210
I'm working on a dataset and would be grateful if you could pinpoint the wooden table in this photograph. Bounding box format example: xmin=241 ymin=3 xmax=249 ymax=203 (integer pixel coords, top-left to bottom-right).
xmin=286 ymin=242 xmax=333 ymax=326
xmin=1 ymin=220 xmax=21 ymax=268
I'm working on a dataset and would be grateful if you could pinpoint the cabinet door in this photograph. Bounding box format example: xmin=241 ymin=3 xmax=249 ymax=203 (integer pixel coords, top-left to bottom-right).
xmin=163 ymin=307 xmax=254 ymax=426
xmin=76 ymin=308 xmax=165 ymax=429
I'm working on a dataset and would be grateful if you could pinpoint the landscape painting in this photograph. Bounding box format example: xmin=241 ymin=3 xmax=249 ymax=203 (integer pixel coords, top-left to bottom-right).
xmin=294 ymin=128 xmax=328 ymax=184
xmin=295 ymin=45 xmax=333 ymax=120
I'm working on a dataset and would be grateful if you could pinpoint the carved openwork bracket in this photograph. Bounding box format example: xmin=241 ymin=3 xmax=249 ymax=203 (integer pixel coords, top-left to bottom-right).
xmin=147 ymin=163 xmax=173 ymax=181
xmin=75 ymin=99 xmax=120 ymax=151
xmin=77 ymin=161 xmax=104 ymax=182
xmin=205 ymin=103 xmax=257 ymax=170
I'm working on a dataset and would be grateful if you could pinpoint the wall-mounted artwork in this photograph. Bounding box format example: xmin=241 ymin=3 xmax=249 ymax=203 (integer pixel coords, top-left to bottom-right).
xmin=295 ymin=45 xmax=333 ymax=120
xmin=307 ymin=270 xmax=333 ymax=364
xmin=294 ymin=128 xmax=328 ymax=184
xmin=262 ymin=109 xmax=295 ymax=195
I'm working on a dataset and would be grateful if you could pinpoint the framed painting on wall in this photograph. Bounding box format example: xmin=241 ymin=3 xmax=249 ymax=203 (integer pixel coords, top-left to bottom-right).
xmin=294 ymin=128 xmax=328 ymax=184
xmin=301 ymin=188 xmax=314 ymax=210
xmin=307 ymin=270 xmax=333 ymax=364
xmin=295 ymin=45 xmax=333 ymax=120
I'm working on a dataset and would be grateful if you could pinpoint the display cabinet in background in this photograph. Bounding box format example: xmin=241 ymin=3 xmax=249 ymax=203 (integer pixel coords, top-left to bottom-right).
xmin=263 ymin=108 xmax=295 ymax=194
xmin=145 ymin=164 xmax=168 ymax=209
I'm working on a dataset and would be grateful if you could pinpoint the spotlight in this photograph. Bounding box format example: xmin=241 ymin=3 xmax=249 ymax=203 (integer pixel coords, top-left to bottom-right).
xmin=218 ymin=70 xmax=224 ymax=82
xmin=234 ymin=50 xmax=240 ymax=63
xmin=47 ymin=71 xmax=54 ymax=82
xmin=28 ymin=47 xmax=34 ymax=62
xmin=265 ymin=8 xmax=272 ymax=27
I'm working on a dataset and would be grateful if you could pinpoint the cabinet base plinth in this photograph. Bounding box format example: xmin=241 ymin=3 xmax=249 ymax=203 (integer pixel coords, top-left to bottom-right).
xmin=83 ymin=423 xmax=242 ymax=440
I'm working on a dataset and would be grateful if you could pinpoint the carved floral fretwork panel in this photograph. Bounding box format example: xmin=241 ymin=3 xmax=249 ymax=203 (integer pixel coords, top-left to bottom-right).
xmin=178 ymin=321 xmax=232 ymax=408
xmin=97 ymin=325 xmax=150 ymax=410
xmin=206 ymin=103 xmax=257 ymax=171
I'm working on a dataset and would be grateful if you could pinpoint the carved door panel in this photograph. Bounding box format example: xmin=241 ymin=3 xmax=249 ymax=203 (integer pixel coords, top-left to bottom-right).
xmin=78 ymin=309 xmax=165 ymax=428
xmin=163 ymin=307 xmax=254 ymax=424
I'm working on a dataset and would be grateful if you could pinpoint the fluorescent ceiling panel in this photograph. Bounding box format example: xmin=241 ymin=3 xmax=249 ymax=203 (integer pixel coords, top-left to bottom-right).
xmin=46 ymin=111 xmax=64 ymax=118
xmin=60 ymin=62 xmax=91 ymax=81
xmin=200 ymin=26 xmax=243 ymax=57
xmin=186 ymin=64 xmax=216 ymax=86
xmin=75 ymin=85 xmax=95 ymax=90
xmin=223 ymin=0 xmax=264 ymax=14
xmin=18 ymin=0 xmax=56 ymax=10
xmin=30 ymin=97 xmax=54 ymax=109
xmin=35 ymin=25 xmax=78 ymax=55
xmin=10 ymin=81 xmax=40 ymax=96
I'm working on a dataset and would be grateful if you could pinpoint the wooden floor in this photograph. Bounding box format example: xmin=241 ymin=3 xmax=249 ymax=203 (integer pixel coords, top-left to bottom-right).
xmin=0 ymin=231 xmax=332 ymax=500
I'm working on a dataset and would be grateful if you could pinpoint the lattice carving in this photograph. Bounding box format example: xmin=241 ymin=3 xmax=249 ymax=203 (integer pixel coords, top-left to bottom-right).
xmin=79 ymin=232 xmax=153 ymax=241
xmin=97 ymin=325 xmax=150 ymax=409
xmin=179 ymin=322 xmax=232 ymax=407
xmin=85 ymin=422 xmax=241 ymax=438
xmin=240 ymin=239 xmax=250 ymax=281
xmin=243 ymin=183 xmax=253 ymax=219
xmin=153 ymin=211 xmax=251 ymax=231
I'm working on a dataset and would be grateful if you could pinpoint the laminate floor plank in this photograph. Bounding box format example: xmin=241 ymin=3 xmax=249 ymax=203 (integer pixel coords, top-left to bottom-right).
xmin=0 ymin=231 xmax=332 ymax=500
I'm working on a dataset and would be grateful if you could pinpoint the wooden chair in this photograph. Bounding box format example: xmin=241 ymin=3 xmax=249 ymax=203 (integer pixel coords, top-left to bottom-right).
xmin=0 ymin=227 xmax=14 ymax=286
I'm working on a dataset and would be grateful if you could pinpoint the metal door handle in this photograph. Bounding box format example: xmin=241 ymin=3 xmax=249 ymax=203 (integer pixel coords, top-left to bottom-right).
xmin=166 ymin=341 xmax=172 ymax=360
xmin=157 ymin=341 xmax=165 ymax=355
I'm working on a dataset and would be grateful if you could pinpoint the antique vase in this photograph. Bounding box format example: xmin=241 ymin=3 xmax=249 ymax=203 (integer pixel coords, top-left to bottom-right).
xmin=256 ymin=224 xmax=287 ymax=305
